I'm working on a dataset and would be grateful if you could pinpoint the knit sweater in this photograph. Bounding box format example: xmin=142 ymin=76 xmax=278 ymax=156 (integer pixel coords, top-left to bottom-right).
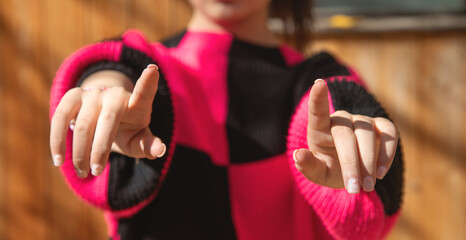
xmin=49 ymin=29 xmax=403 ymax=240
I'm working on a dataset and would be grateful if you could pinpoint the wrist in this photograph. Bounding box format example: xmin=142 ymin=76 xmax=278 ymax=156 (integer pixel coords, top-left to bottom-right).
xmin=80 ymin=70 xmax=134 ymax=91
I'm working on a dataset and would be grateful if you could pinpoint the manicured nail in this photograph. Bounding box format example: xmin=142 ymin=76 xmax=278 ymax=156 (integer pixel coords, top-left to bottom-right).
xmin=91 ymin=164 xmax=103 ymax=176
xmin=147 ymin=64 xmax=159 ymax=70
xmin=53 ymin=154 xmax=63 ymax=167
xmin=293 ymin=149 xmax=299 ymax=162
xmin=347 ymin=178 xmax=360 ymax=194
xmin=376 ymin=166 xmax=387 ymax=179
xmin=157 ymin=143 xmax=166 ymax=158
xmin=363 ymin=176 xmax=374 ymax=191
xmin=70 ymin=119 xmax=76 ymax=131
xmin=75 ymin=167 xmax=87 ymax=178
xmin=314 ymin=79 xmax=325 ymax=85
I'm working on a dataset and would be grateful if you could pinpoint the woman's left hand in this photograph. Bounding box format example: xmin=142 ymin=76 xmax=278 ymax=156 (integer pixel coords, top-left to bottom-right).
xmin=293 ymin=79 xmax=398 ymax=194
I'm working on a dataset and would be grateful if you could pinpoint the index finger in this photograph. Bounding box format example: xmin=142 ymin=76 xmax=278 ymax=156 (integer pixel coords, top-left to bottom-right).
xmin=128 ymin=64 xmax=159 ymax=110
xmin=307 ymin=79 xmax=332 ymax=145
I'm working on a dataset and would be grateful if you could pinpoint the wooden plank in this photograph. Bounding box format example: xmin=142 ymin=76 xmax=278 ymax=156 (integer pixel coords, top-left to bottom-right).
xmin=0 ymin=0 xmax=6 ymax=237
xmin=44 ymin=0 xmax=108 ymax=239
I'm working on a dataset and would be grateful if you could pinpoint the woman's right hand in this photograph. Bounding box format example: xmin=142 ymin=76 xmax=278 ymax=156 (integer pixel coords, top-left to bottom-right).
xmin=50 ymin=64 xmax=165 ymax=178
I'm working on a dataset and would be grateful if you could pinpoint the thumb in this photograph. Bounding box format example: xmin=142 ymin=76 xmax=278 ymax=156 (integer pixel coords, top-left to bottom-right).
xmin=293 ymin=148 xmax=329 ymax=185
xmin=130 ymin=127 xmax=166 ymax=159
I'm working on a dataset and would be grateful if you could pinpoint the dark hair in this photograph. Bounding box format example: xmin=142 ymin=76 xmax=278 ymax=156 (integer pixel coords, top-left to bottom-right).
xmin=270 ymin=0 xmax=313 ymax=52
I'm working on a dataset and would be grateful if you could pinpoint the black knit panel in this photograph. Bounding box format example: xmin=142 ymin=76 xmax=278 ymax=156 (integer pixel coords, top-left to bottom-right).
xmin=161 ymin=30 xmax=187 ymax=48
xmin=77 ymin=61 xmax=139 ymax=86
xmin=107 ymin=46 xmax=174 ymax=210
xmin=119 ymin=46 xmax=155 ymax=78
xmin=226 ymin=39 xmax=294 ymax=163
xmin=292 ymin=52 xmax=350 ymax=106
xmin=326 ymin=79 xmax=404 ymax=216
xmin=117 ymin=145 xmax=237 ymax=240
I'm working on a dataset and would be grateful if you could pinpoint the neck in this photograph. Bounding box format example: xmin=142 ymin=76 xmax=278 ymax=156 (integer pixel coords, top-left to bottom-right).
xmin=188 ymin=10 xmax=280 ymax=47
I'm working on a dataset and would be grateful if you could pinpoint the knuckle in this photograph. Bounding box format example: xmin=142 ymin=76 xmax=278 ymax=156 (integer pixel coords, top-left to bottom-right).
xmin=360 ymin=154 xmax=376 ymax=163
xmin=100 ymin=109 xmax=118 ymax=122
xmin=92 ymin=145 xmax=109 ymax=160
xmin=105 ymin=86 xmax=128 ymax=98
xmin=340 ymin=156 xmax=358 ymax=169
xmin=66 ymin=87 xmax=84 ymax=96
xmin=333 ymin=110 xmax=350 ymax=117
xmin=112 ymin=86 xmax=128 ymax=94
xmin=331 ymin=126 xmax=353 ymax=136
xmin=379 ymin=120 xmax=397 ymax=135
xmin=354 ymin=115 xmax=374 ymax=124
xmin=50 ymin=138 xmax=64 ymax=149
xmin=73 ymin=155 xmax=86 ymax=165
xmin=74 ymin=118 xmax=94 ymax=133
xmin=52 ymin=110 xmax=68 ymax=121
xmin=133 ymin=115 xmax=151 ymax=126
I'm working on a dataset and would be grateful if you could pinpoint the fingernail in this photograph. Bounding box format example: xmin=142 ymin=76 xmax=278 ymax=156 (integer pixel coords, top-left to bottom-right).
xmin=70 ymin=119 xmax=76 ymax=131
xmin=91 ymin=164 xmax=103 ymax=176
xmin=347 ymin=178 xmax=360 ymax=194
xmin=293 ymin=149 xmax=299 ymax=162
xmin=157 ymin=143 xmax=166 ymax=158
xmin=376 ymin=166 xmax=387 ymax=179
xmin=147 ymin=64 xmax=159 ymax=70
xmin=53 ymin=154 xmax=63 ymax=167
xmin=314 ymin=79 xmax=325 ymax=85
xmin=363 ymin=176 xmax=374 ymax=191
xmin=75 ymin=167 xmax=87 ymax=178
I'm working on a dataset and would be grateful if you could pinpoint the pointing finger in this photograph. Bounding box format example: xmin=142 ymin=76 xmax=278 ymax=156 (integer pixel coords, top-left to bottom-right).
xmin=307 ymin=79 xmax=333 ymax=148
xmin=128 ymin=64 xmax=159 ymax=112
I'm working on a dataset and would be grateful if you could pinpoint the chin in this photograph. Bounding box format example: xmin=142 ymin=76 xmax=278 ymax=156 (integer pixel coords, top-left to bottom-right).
xmin=190 ymin=0 xmax=271 ymax=25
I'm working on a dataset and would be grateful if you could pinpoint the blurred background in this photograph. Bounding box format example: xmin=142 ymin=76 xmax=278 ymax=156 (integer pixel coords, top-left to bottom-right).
xmin=0 ymin=0 xmax=465 ymax=239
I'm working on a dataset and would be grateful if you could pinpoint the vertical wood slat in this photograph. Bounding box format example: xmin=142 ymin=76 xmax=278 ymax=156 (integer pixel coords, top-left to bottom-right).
xmin=0 ymin=0 xmax=465 ymax=239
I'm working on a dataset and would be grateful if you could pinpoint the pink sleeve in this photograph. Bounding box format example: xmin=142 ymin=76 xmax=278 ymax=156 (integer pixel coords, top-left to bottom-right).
xmin=49 ymin=30 xmax=175 ymax=217
xmin=286 ymin=75 xmax=401 ymax=240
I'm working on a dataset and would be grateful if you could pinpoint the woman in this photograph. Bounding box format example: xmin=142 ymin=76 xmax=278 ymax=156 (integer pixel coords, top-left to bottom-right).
xmin=49 ymin=0 xmax=403 ymax=239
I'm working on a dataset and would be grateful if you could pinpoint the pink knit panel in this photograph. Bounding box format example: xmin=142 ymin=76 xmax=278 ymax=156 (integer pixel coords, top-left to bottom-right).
xmin=279 ymin=45 xmax=305 ymax=66
xmin=228 ymin=153 xmax=339 ymax=240
xmin=160 ymin=31 xmax=233 ymax=166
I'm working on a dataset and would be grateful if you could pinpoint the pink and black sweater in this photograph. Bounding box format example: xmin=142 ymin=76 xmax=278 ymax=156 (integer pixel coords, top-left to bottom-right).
xmin=49 ymin=30 xmax=403 ymax=240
